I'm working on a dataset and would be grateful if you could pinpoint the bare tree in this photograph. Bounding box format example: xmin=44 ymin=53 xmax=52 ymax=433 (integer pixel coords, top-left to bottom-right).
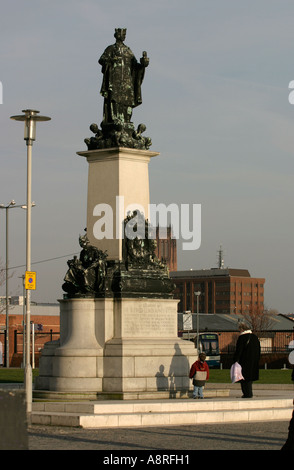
xmin=242 ymin=306 xmax=275 ymax=337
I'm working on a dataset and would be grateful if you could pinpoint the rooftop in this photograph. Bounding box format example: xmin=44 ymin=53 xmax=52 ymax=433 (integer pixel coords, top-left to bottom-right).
xmin=178 ymin=313 xmax=294 ymax=332
xmin=170 ymin=268 xmax=252 ymax=278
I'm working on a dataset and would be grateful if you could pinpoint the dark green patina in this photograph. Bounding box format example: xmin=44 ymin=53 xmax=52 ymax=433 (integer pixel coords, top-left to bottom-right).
xmin=63 ymin=213 xmax=174 ymax=299
xmin=84 ymin=28 xmax=152 ymax=150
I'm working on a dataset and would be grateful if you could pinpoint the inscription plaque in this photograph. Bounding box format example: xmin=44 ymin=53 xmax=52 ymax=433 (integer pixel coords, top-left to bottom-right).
xmin=121 ymin=301 xmax=177 ymax=337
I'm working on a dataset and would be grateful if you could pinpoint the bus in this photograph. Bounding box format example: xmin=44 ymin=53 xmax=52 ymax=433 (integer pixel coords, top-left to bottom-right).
xmin=181 ymin=331 xmax=220 ymax=368
xmin=196 ymin=333 xmax=220 ymax=368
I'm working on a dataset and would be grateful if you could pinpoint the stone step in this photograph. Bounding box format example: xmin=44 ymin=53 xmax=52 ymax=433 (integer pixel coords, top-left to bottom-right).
xmin=31 ymin=398 xmax=293 ymax=428
xmin=33 ymin=388 xmax=229 ymax=401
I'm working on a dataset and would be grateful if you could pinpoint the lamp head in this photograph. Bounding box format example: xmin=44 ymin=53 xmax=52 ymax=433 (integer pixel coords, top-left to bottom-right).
xmin=10 ymin=109 xmax=51 ymax=144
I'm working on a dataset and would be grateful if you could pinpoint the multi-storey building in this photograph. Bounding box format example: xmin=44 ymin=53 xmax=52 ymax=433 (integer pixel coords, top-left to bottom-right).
xmin=155 ymin=226 xmax=177 ymax=271
xmin=170 ymin=268 xmax=265 ymax=314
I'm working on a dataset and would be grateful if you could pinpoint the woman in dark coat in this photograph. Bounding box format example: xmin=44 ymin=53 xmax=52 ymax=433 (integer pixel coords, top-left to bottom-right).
xmin=233 ymin=322 xmax=261 ymax=398
xmin=280 ymin=365 xmax=294 ymax=449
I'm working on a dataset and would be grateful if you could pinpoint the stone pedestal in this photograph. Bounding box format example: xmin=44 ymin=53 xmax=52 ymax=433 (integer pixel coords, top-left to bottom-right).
xmin=36 ymin=298 xmax=111 ymax=392
xmin=35 ymin=297 xmax=196 ymax=397
xmin=103 ymin=298 xmax=194 ymax=394
xmin=35 ymin=147 xmax=197 ymax=399
xmin=77 ymin=147 xmax=159 ymax=260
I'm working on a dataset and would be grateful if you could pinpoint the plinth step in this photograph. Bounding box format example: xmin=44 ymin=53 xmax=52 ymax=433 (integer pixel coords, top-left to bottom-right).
xmin=31 ymin=398 xmax=293 ymax=428
xmin=33 ymin=388 xmax=229 ymax=401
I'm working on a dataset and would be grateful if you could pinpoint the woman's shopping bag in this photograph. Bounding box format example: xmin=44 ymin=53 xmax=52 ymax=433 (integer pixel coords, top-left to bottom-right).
xmin=230 ymin=362 xmax=244 ymax=383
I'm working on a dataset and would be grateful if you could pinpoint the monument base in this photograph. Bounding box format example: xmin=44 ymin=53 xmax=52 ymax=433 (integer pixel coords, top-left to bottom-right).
xmin=35 ymin=298 xmax=196 ymax=398
xmin=33 ymin=389 xmax=193 ymax=401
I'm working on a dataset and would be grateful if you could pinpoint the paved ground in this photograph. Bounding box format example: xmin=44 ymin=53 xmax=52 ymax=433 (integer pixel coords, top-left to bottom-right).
xmin=4 ymin=382 xmax=294 ymax=452
xmin=28 ymin=420 xmax=291 ymax=451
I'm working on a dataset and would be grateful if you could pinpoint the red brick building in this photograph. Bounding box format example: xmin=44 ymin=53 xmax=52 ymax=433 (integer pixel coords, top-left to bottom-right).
xmin=171 ymin=268 xmax=265 ymax=315
xmin=155 ymin=226 xmax=177 ymax=271
xmin=0 ymin=304 xmax=60 ymax=367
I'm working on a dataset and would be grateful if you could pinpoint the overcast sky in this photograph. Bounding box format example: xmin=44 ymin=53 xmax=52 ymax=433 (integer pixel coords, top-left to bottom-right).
xmin=1 ymin=0 xmax=294 ymax=313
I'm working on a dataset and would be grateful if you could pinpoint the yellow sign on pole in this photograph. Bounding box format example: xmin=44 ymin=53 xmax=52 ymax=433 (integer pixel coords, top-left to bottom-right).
xmin=25 ymin=271 xmax=36 ymax=290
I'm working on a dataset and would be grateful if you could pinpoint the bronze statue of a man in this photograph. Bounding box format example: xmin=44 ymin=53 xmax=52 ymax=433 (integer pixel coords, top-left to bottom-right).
xmin=99 ymin=28 xmax=149 ymax=126
xmin=84 ymin=28 xmax=151 ymax=150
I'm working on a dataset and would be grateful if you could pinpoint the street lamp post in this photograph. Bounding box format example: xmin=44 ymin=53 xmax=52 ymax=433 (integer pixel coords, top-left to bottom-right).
xmin=10 ymin=110 xmax=50 ymax=415
xmin=0 ymin=200 xmax=34 ymax=367
xmin=0 ymin=200 xmax=15 ymax=368
xmin=194 ymin=291 xmax=201 ymax=352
